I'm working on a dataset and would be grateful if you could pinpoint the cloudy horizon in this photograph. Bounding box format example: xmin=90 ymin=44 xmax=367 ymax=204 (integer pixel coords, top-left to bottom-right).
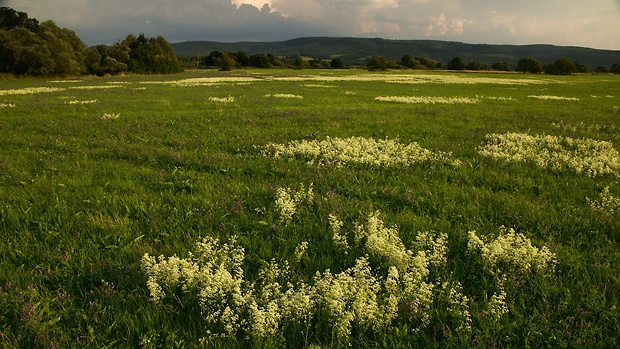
xmin=3 ymin=0 xmax=619 ymax=50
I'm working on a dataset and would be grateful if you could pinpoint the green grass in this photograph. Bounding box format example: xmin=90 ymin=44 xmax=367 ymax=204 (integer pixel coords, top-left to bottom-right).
xmin=1 ymin=69 xmax=619 ymax=348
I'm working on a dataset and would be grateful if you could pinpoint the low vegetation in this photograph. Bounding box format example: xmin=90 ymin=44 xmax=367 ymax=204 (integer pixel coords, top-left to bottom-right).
xmin=1 ymin=69 xmax=619 ymax=347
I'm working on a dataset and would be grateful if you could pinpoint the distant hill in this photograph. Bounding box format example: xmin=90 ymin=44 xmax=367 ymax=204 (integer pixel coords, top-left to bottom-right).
xmin=171 ymin=37 xmax=620 ymax=68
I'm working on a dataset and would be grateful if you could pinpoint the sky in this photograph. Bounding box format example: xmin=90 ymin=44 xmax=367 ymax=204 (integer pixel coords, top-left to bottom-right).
xmin=3 ymin=0 xmax=620 ymax=50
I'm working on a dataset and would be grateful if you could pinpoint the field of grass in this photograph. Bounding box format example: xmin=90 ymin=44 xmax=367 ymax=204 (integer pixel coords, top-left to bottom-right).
xmin=1 ymin=69 xmax=619 ymax=348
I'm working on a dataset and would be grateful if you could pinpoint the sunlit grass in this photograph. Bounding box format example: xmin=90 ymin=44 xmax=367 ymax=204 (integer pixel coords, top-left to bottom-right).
xmin=0 ymin=69 xmax=619 ymax=348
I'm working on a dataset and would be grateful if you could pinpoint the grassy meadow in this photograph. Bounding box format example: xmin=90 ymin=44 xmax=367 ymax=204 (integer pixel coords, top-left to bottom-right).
xmin=1 ymin=69 xmax=619 ymax=348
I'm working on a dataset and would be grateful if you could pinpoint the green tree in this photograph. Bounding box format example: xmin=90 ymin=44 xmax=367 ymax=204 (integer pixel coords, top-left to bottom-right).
xmin=610 ymin=63 xmax=620 ymax=74
xmin=330 ymin=57 xmax=345 ymax=69
xmin=38 ymin=20 xmax=86 ymax=76
xmin=107 ymin=33 xmax=181 ymax=74
xmin=594 ymin=66 xmax=609 ymax=73
xmin=213 ymin=52 xmax=236 ymax=71
xmin=1 ymin=9 xmax=88 ymax=76
xmin=266 ymin=53 xmax=278 ymax=66
xmin=0 ymin=7 xmax=39 ymax=31
xmin=516 ymin=57 xmax=543 ymax=73
xmin=416 ymin=56 xmax=441 ymax=69
xmin=84 ymin=48 xmax=102 ymax=75
xmin=367 ymin=55 xmax=396 ymax=71
xmin=249 ymin=53 xmax=272 ymax=68
xmin=545 ymin=57 xmax=577 ymax=75
xmin=0 ymin=26 xmax=54 ymax=75
xmin=235 ymin=51 xmax=250 ymax=67
xmin=465 ymin=60 xmax=487 ymax=70
xmin=293 ymin=55 xmax=307 ymax=70
xmin=574 ymin=61 xmax=592 ymax=73
xmin=447 ymin=57 xmax=464 ymax=70
xmin=491 ymin=61 xmax=511 ymax=71
xmin=400 ymin=54 xmax=421 ymax=69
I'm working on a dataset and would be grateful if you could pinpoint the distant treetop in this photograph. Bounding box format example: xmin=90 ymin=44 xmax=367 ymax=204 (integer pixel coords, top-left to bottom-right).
xmin=0 ymin=7 xmax=182 ymax=77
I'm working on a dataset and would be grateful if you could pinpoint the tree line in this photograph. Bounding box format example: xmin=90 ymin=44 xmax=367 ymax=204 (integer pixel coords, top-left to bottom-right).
xmin=185 ymin=49 xmax=620 ymax=75
xmin=371 ymin=55 xmax=620 ymax=75
xmin=0 ymin=7 xmax=181 ymax=77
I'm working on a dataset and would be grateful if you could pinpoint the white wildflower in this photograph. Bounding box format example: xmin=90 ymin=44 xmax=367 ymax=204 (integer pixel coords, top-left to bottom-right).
xmin=264 ymin=93 xmax=303 ymax=99
xmin=263 ymin=136 xmax=461 ymax=167
xmin=208 ymin=96 xmax=235 ymax=103
xmin=101 ymin=113 xmax=120 ymax=120
xmin=467 ymin=227 xmax=556 ymax=273
xmin=375 ymin=95 xmax=479 ymax=104
xmin=329 ymin=214 xmax=349 ymax=252
xmin=275 ymin=187 xmax=296 ymax=223
xmin=527 ymin=95 xmax=579 ymax=101
xmin=294 ymin=241 xmax=309 ymax=261
xmin=588 ymin=186 xmax=620 ymax=215
xmin=478 ymin=132 xmax=620 ymax=177
xmin=0 ymin=87 xmax=64 ymax=95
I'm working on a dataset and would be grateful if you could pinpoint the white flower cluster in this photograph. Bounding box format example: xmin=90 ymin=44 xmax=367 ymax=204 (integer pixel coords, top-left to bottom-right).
xmin=314 ymin=257 xmax=385 ymax=341
xmin=0 ymin=103 xmax=15 ymax=108
xmin=478 ymin=132 xmax=620 ymax=177
xmin=467 ymin=227 xmax=556 ymax=273
xmin=275 ymin=183 xmax=314 ymax=223
xmin=142 ymin=188 xmax=558 ymax=343
xmin=487 ymin=277 xmax=509 ymax=320
xmin=375 ymin=95 xmax=479 ymax=104
xmin=411 ymin=231 xmax=449 ymax=269
xmin=360 ymin=216 xmax=438 ymax=317
xmin=551 ymin=120 xmax=615 ymax=134
xmin=329 ymin=212 xmax=441 ymax=334
xmin=478 ymin=95 xmax=515 ymax=101
xmin=268 ymin=73 xmax=551 ymax=86
xmin=264 ymin=93 xmax=303 ymax=99
xmin=136 ymin=72 xmax=555 ymax=87
xmin=263 ymin=136 xmax=461 ymax=167
xmin=68 ymin=85 xmax=123 ymax=90
xmin=329 ymin=214 xmax=349 ymax=253
xmin=527 ymin=95 xmax=580 ymax=101
xmin=0 ymin=87 xmax=64 ymax=96
xmin=142 ymin=236 xmax=248 ymax=336
xmin=48 ymin=79 xmax=82 ymax=83
xmin=294 ymin=241 xmax=308 ymax=261
xmin=142 ymin=77 xmax=257 ymax=87
xmin=467 ymin=227 xmax=555 ymax=321
xmin=440 ymin=280 xmax=472 ymax=332
xmin=66 ymin=99 xmax=98 ymax=105
xmin=208 ymin=96 xmax=235 ymax=103
xmin=302 ymin=84 xmax=335 ymax=88
xmin=101 ymin=113 xmax=120 ymax=120
xmin=354 ymin=212 xmax=412 ymax=271
xmin=588 ymin=186 xmax=620 ymax=215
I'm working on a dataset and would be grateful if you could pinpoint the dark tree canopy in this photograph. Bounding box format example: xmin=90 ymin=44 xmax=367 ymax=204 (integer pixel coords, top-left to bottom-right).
xmin=0 ymin=7 xmax=39 ymax=32
xmin=516 ymin=57 xmax=544 ymax=74
xmin=545 ymin=57 xmax=578 ymax=75
xmin=447 ymin=57 xmax=465 ymax=70
xmin=491 ymin=61 xmax=511 ymax=71
xmin=330 ymin=57 xmax=345 ymax=69
xmin=0 ymin=7 xmax=182 ymax=76
xmin=0 ymin=10 xmax=86 ymax=76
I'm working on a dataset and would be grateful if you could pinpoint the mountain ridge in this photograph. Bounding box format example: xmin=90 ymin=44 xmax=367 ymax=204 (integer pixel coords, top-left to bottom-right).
xmin=171 ymin=37 xmax=620 ymax=68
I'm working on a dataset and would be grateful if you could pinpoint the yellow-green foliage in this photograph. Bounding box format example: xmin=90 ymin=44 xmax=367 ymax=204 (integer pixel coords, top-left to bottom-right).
xmin=141 ymin=185 xmax=557 ymax=344
xmin=467 ymin=226 xmax=556 ymax=273
xmin=588 ymin=186 xmax=620 ymax=215
xmin=375 ymin=95 xmax=479 ymax=104
xmin=478 ymin=132 xmax=620 ymax=177
xmin=263 ymin=136 xmax=461 ymax=167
